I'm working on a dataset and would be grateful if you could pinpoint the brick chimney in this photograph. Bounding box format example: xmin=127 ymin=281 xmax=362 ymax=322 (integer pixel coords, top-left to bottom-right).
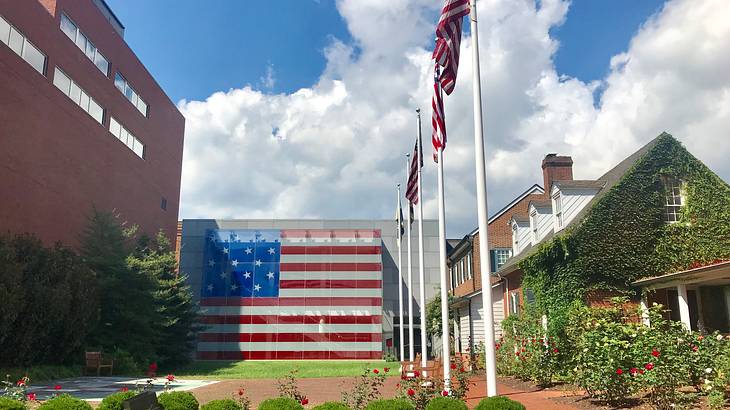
xmin=542 ymin=154 xmax=573 ymax=193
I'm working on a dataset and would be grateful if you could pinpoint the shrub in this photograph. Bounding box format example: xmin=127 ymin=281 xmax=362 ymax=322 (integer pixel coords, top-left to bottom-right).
xmin=257 ymin=397 xmax=304 ymax=410
xmin=201 ymin=399 xmax=242 ymax=410
xmin=364 ymin=399 xmax=414 ymax=410
xmin=276 ymin=371 xmax=307 ymax=404
xmin=158 ymin=391 xmax=199 ymax=410
xmin=474 ymin=396 xmax=525 ymax=410
xmin=0 ymin=397 xmax=26 ymax=410
xmin=111 ymin=349 xmax=142 ymax=375
xmin=312 ymin=402 xmax=350 ymax=410
xmin=424 ymin=396 xmax=467 ymax=410
xmin=340 ymin=368 xmax=386 ymax=410
xmin=448 ymin=356 xmax=472 ymax=401
xmin=37 ymin=394 xmax=93 ymax=410
xmin=97 ymin=391 xmax=137 ymax=410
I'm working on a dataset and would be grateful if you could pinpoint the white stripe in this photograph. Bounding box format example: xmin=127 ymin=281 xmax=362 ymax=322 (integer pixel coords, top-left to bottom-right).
xmin=201 ymin=305 xmax=382 ymax=316
xmin=197 ymin=341 xmax=381 ymax=352
xmin=279 ymin=254 xmax=381 ymax=263
xmin=279 ymin=288 xmax=381 ymax=298
xmin=200 ymin=323 xmax=381 ymax=333
xmin=279 ymin=271 xmax=381 ymax=280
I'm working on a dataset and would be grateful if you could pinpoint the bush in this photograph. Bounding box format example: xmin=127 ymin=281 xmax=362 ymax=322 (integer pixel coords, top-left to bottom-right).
xmin=312 ymin=402 xmax=350 ymax=410
xmin=364 ymin=399 xmax=414 ymax=410
xmin=424 ymin=396 xmax=467 ymax=410
xmin=37 ymin=394 xmax=93 ymax=410
xmin=474 ymin=396 xmax=525 ymax=410
xmin=158 ymin=391 xmax=200 ymax=410
xmin=201 ymin=399 xmax=242 ymax=410
xmin=257 ymin=398 xmax=304 ymax=410
xmin=97 ymin=391 xmax=137 ymax=410
xmin=0 ymin=397 xmax=25 ymax=410
xmin=110 ymin=349 xmax=142 ymax=375
xmin=340 ymin=368 xmax=386 ymax=410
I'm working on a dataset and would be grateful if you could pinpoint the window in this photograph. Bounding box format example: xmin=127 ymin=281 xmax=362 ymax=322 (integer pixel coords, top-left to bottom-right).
xmin=512 ymin=223 xmax=519 ymax=250
xmin=663 ymin=176 xmax=683 ymax=223
xmin=0 ymin=15 xmax=46 ymax=74
xmin=59 ymin=13 xmax=109 ymax=75
xmin=510 ymin=292 xmax=520 ymax=315
xmin=114 ymin=72 xmax=148 ymax=116
xmin=553 ymin=192 xmax=563 ymax=228
xmin=530 ymin=210 xmax=538 ymax=243
xmin=524 ymin=288 xmax=536 ymax=305
xmin=160 ymin=197 xmax=167 ymax=211
xmin=109 ymin=117 xmax=145 ymax=159
xmin=492 ymin=248 xmax=512 ymax=272
xmin=53 ymin=68 xmax=104 ymax=124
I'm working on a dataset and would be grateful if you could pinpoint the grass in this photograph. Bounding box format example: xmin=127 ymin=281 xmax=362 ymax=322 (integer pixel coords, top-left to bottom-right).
xmin=175 ymin=360 xmax=400 ymax=379
xmin=0 ymin=365 xmax=83 ymax=383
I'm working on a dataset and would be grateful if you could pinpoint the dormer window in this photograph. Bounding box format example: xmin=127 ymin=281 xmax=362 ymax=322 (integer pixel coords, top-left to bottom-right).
xmin=530 ymin=210 xmax=538 ymax=243
xmin=662 ymin=176 xmax=683 ymax=223
xmin=553 ymin=192 xmax=563 ymax=228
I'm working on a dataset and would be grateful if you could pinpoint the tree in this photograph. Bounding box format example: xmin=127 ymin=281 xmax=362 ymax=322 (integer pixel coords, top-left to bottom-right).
xmin=425 ymin=292 xmax=455 ymax=338
xmin=128 ymin=232 xmax=200 ymax=368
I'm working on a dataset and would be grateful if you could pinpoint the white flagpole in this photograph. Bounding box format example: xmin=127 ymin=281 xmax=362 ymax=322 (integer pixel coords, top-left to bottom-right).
xmin=406 ymin=154 xmax=415 ymax=362
xmin=397 ymin=184 xmax=405 ymax=362
xmin=416 ymin=109 xmax=427 ymax=369
xmin=436 ymin=146 xmax=451 ymax=389
xmin=470 ymin=0 xmax=498 ymax=397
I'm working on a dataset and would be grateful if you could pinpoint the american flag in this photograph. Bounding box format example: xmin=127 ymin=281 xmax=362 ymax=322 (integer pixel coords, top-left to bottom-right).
xmin=197 ymin=229 xmax=383 ymax=360
xmin=432 ymin=65 xmax=447 ymax=161
xmin=405 ymin=139 xmax=422 ymax=206
xmin=433 ymin=0 xmax=470 ymax=95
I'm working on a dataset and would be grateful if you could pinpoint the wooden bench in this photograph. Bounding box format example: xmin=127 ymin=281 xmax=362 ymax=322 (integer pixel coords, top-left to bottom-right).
xmin=85 ymin=351 xmax=113 ymax=376
xmin=123 ymin=391 xmax=161 ymax=410
xmin=401 ymin=354 xmax=443 ymax=378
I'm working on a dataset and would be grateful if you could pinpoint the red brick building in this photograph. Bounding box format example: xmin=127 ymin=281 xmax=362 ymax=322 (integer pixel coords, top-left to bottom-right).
xmin=0 ymin=0 xmax=184 ymax=247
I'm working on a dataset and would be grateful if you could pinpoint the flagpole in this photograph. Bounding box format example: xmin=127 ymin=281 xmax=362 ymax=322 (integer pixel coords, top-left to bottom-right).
xmin=406 ymin=154 xmax=415 ymax=362
xmin=436 ymin=146 xmax=451 ymax=388
xmin=397 ymin=184 xmax=405 ymax=362
xmin=469 ymin=0 xmax=498 ymax=396
xmin=416 ymin=108 xmax=428 ymax=369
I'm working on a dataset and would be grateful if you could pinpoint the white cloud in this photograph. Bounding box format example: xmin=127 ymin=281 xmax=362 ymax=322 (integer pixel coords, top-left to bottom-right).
xmin=179 ymin=0 xmax=730 ymax=236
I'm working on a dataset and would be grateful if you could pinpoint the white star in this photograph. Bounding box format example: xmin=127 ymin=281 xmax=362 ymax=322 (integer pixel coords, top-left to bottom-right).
xmin=268 ymin=247 xmax=275 ymax=255
xmin=255 ymin=259 xmax=262 ymax=267
xmin=267 ymin=271 xmax=275 ymax=280
xmin=254 ymin=284 xmax=261 ymax=292
xmin=244 ymin=248 xmax=253 ymax=254
xmin=208 ymin=259 xmax=215 ymax=267
xmin=206 ymin=284 xmax=214 ymax=292
xmin=243 ymin=271 xmax=252 ymax=279
xmin=223 ymin=248 xmax=229 ymax=254
xmin=231 ymin=259 xmax=239 ymax=267
xmin=219 ymin=271 xmax=227 ymax=279
xmin=231 ymin=283 xmax=238 ymax=291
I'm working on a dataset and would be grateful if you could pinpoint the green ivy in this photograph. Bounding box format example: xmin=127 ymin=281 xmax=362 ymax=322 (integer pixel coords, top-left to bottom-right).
xmin=520 ymin=134 xmax=730 ymax=324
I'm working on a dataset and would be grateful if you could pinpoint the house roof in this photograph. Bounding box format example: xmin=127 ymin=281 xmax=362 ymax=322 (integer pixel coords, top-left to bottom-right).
xmin=632 ymin=260 xmax=730 ymax=290
xmin=497 ymin=133 xmax=669 ymax=275
xmin=509 ymin=215 xmax=530 ymax=225
xmin=465 ymin=184 xmax=544 ymax=236
xmin=552 ymin=180 xmax=606 ymax=190
xmin=528 ymin=199 xmax=552 ymax=210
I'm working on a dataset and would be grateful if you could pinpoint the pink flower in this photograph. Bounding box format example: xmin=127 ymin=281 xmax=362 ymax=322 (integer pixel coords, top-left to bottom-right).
xmin=616 ymin=368 xmax=623 ymax=375
xmin=553 ymin=348 xmax=559 ymax=353
xmin=27 ymin=393 xmax=36 ymax=401
xmin=692 ymin=345 xmax=698 ymax=352
xmin=121 ymin=387 xmax=129 ymax=392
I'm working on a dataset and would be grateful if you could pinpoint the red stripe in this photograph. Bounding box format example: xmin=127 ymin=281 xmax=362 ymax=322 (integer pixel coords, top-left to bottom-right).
xmin=196 ymin=351 xmax=383 ymax=360
xmin=200 ymin=297 xmax=382 ymax=307
xmin=280 ymin=230 xmax=381 ymax=239
xmin=200 ymin=315 xmax=382 ymax=325
xmin=198 ymin=332 xmax=382 ymax=343
xmin=280 ymin=246 xmax=381 ymax=255
xmin=280 ymin=262 xmax=382 ymax=271
xmin=279 ymin=280 xmax=382 ymax=289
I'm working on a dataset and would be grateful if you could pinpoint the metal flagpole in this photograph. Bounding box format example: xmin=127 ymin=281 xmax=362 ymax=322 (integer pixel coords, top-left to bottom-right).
xmin=406 ymin=154 xmax=415 ymax=362
xmin=416 ymin=109 xmax=428 ymax=369
xmin=397 ymin=184 xmax=405 ymax=362
xmin=469 ymin=0 xmax=498 ymax=397
xmin=436 ymin=146 xmax=451 ymax=388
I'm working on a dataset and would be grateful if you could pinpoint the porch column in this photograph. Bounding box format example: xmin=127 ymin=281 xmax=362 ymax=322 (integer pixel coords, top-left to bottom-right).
xmin=640 ymin=294 xmax=650 ymax=326
xmin=677 ymin=284 xmax=692 ymax=331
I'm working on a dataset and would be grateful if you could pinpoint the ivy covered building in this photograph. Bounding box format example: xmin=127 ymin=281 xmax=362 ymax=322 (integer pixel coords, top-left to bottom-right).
xmin=497 ymin=133 xmax=730 ymax=333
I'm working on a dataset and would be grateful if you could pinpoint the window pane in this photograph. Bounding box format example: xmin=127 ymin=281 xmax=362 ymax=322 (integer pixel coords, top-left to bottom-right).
xmin=89 ymin=99 xmax=103 ymax=124
xmin=53 ymin=68 xmax=71 ymax=95
xmin=75 ymin=31 xmax=87 ymax=51
xmin=133 ymin=139 xmax=144 ymax=158
xmin=136 ymin=98 xmax=147 ymax=116
xmin=69 ymin=82 xmax=81 ymax=105
xmin=124 ymin=84 xmax=134 ymax=100
xmin=8 ymin=27 xmax=23 ymax=55
xmin=21 ymin=40 xmax=45 ymax=74
xmin=85 ymin=40 xmax=95 ymax=60
xmin=94 ymin=51 xmax=109 ymax=75
xmin=79 ymin=90 xmax=90 ymax=111
xmin=120 ymin=128 xmax=129 ymax=144
xmin=109 ymin=117 xmax=121 ymax=138
xmin=60 ymin=14 xmax=76 ymax=41
xmin=114 ymin=72 xmax=125 ymax=92
xmin=0 ymin=16 xmax=10 ymax=45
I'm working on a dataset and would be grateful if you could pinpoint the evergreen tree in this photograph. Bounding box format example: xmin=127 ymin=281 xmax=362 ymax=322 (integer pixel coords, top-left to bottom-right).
xmin=128 ymin=231 xmax=199 ymax=368
xmin=80 ymin=208 xmax=159 ymax=362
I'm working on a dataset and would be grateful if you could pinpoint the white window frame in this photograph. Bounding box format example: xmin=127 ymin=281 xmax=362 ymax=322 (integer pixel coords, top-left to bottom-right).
xmin=53 ymin=67 xmax=104 ymax=124
xmin=530 ymin=210 xmax=538 ymax=243
xmin=553 ymin=192 xmax=563 ymax=230
xmin=510 ymin=292 xmax=520 ymax=315
xmin=0 ymin=15 xmax=46 ymax=75
xmin=109 ymin=116 xmax=145 ymax=159
xmin=512 ymin=222 xmax=519 ymax=251
xmin=662 ymin=176 xmax=684 ymax=223
xmin=114 ymin=71 xmax=148 ymax=117
xmin=59 ymin=13 xmax=109 ymax=75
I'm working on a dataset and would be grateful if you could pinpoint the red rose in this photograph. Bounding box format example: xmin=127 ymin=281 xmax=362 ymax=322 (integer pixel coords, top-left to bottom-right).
xmin=16 ymin=380 xmax=25 ymax=387
xmin=459 ymin=367 xmax=465 ymax=373
xmin=698 ymin=335 xmax=704 ymax=341
xmin=384 ymin=367 xmax=390 ymax=372
xmin=413 ymin=370 xmax=420 ymax=377
xmin=692 ymin=345 xmax=698 ymax=352
xmin=396 ymin=383 xmax=400 ymax=388
xmin=639 ymin=369 xmax=645 ymax=375
xmin=645 ymin=363 xmax=654 ymax=371
xmin=166 ymin=374 xmax=175 ymax=382
xmin=553 ymin=348 xmax=558 ymax=353
xmin=238 ymin=389 xmax=245 ymax=396
xmin=121 ymin=387 xmax=129 ymax=392
xmin=450 ymin=363 xmax=457 ymax=370
xmin=521 ymin=348 xmax=525 ymax=353
xmin=27 ymin=393 xmax=36 ymax=401
xmin=441 ymin=390 xmax=449 ymax=396
xmin=616 ymin=368 xmax=623 ymax=375
xmin=651 ymin=349 xmax=660 ymax=358
xmin=630 ymin=368 xmax=638 ymax=375
xmin=401 ymin=375 xmax=407 ymax=380
xmin=54 ymin=385 xmax=62 ymax=390
xmin=301 ymin=398 xmax=308 ymax=405
xmin=149 ymin=363 xmax=158 ymax=371
xmin=515 ymin=352 xmax=520 ymax=356
xmin=407 ymin=388 xmax=415 ymax=396
xmin=373 ymin=369 xmax=379 ymax=374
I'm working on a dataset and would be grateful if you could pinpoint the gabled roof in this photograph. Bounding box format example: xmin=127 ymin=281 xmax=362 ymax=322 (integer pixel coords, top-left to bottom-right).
xmin=552 ymin=180 xmax=606 ymax=190
xmin=466 ymin=184 xmax=545 ymax=236
xmin=528 ymin=199 xmax=552 ymax=210
xmin=497 ymin=133 xmax=669 ymax=275
xmin=509 ymin=215 xmax=529 ymax=225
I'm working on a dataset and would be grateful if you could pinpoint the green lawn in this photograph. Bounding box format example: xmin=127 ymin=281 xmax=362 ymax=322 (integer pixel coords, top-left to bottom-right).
xmin=175 ymin=360 xmax=400 ymax=379
xmin=0 ymin=365 xmax=83 ymax=383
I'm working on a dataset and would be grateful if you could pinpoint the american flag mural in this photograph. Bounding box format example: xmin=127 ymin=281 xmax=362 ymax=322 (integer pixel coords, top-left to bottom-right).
xmin=197 ymin=229 xmax=383 ymax=360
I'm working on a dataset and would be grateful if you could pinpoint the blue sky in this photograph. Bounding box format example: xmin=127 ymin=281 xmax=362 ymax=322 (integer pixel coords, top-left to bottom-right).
xmin=107 ymin=0 xmax=664 ymax=103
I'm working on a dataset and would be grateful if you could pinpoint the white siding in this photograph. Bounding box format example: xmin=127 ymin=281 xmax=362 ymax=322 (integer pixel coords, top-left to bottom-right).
xmin=458 ymin=307 xmax=471 ymax=353
xmin=514 ymin=223 xmax=531 ymax=254
xmin=492 ymin=285 xmax=504 ymax=338
xmin=561 ymin=188 xmax=599 ymax=227
xmin=529 ymin=205 xmax=554 ymax=243
xmin=468 ymin=286 xmax=504 ymax=350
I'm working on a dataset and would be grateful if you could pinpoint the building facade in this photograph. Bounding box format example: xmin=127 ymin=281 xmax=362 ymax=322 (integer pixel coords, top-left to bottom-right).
xmin=0 ymin=0 xmax=184 ymax=246
xmin=180 ymin=219 xmax=443 ymax=359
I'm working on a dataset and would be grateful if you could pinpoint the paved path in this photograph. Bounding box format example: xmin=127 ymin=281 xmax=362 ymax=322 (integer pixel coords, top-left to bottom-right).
xmin=27 ymin=377 xmax=215 ymax=401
